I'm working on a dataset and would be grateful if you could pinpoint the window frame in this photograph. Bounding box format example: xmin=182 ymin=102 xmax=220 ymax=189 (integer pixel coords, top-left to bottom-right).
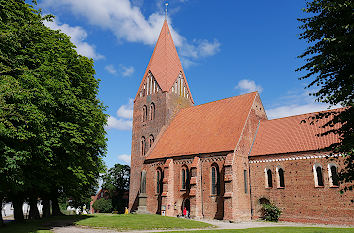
xmin=313 ymin=164 xmax=324 ymax=187
xmin=328 ymin=163 xmax=339 ymax=187
xmin=265 ymin=168 xmax=273 ymax=188
xmin=276 ymin=167 xmax=285 ymax=188
xmin=142 ymin=105 xmax=147 ymax=122
xmin=150 ymin=103 xmax=155 ymax=121
xmin=211 ymin=164 xmax=220 ymax=196
xmin=141 ymin=136 xmax=146 ymax=156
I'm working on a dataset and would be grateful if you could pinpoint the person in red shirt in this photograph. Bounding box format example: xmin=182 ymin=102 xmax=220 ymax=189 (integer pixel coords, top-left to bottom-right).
xmin=183 ymin=207 xmax=187 ymax=217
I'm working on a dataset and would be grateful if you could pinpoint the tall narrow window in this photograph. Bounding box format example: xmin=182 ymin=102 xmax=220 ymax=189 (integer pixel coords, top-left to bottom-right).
xmin=181 ymin=168 xmax=186 ymax=190
xmin=266 ymin=169 xmax=273 ymax=188
xmin=156 ymin=169 xmax=163 ymax=194
xmin=244 ymin=170 xmax=248 ymax=193
xmin=329 ymin=164 xmax=339 ymax=187
xmin=211 ymin=165 xmax=220 ymax=195
xmin=142 ymin=105 xmax=147 ymax=122
xmin=149 ymin=134 xmax=154 ymax=148
xmin=150 ymin=103 xmax=155 ymax=120
xmin=316 ymin=166 xmax=324 ymax=186
xmin=141 ymin=137 xmax=146 ymax=156
xmin=278 ymin=168 xmax=285 ymax=188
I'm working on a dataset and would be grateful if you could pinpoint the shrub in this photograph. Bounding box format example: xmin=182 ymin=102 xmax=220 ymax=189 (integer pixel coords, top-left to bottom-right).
xmin=260 ymin=203 xmax=282 ymax=222
xmin=92 ymin=198 xmax=113 ymax=213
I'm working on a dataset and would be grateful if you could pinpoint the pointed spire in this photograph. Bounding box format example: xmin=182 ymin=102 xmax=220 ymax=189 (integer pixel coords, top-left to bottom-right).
xmin=135 ymin=18 xmax=194 ymax=103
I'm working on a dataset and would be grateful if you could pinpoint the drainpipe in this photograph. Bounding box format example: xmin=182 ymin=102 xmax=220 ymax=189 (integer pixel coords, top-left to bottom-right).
xmin=200 ymin=157 xmax=204 ymax=218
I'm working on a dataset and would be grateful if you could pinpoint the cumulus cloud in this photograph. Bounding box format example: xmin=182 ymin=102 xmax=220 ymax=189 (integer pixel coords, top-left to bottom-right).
xmin=106 ymin=98 xmax=134 ymax=130
xmin=41 ymin=0 xmax=220 ymax=65
xmin=44 ymin=19 xmax=104 ymax=60
xmin=105 ymin=65 xmax=117 ymax=75
xmin=117 ymin=154 xmax=131 ymax=165
xmin=266 ymin=90 xmax=341 ymax=119
xmin=119 ymin=65 xmax=135 ymax=77
xmin=117 ymin=98 xmax=134 ymax=119
xmin=235 ymin=79 xmax=263 ymax=94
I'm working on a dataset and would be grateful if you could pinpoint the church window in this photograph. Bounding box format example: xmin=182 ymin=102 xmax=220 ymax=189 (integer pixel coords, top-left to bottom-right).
xmin=142 ymin=105 xmax=147 ymax=122
xmin=149 ymin=134 xmax=154 ymax=148
xmin=150 ymin=103 xmax=155 ymax=120
xmin=328 ymin=164 xmax=339 ymax=187
xmin=150 ymin=76 xmax=153 ymax=95
xmin=313 ymin=164 xmax=324 ymax=187
xmin=265 ymin=168 xmax=273 ymax=188
xmin=211 ymin=164 xmax=220 ymax=195
xmin=141 ymin=137 xmax=146 ymax=156
xmin=244 ymin=169 xmax=248 ymax=193
xmin=277 ymin=167 xmax=285 ymax=188
xmin=143 ymin=84 xmax=146 ymax=97
xmin=156 ymin=169 xmax=163 ymax=194
xmin=181 ymin=166 xmax=189 ymax=190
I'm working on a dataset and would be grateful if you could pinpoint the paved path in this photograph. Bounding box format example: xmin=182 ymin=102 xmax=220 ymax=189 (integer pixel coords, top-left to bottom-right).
xmin=52 ymin=218 xmax=353 ymax=233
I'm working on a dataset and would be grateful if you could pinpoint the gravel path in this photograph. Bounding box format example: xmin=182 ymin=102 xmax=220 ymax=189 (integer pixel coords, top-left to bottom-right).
xmin=52 ymin=218 xmax=353 ymax=233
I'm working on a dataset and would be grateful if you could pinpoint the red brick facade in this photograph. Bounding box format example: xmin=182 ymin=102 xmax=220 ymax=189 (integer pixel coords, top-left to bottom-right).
xmin=129 ymin=20 xmax=354 ymax=225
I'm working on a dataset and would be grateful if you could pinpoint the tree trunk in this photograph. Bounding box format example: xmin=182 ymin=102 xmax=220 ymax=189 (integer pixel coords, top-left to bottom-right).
xmin=0 ymin=207 xmax=3 ymax=226
xmin=28 ymin=198 xmax=40 ymax=220
xmin=51 ymin=197 xmax=62 ymax=216
xmin=13 ymin=198 xmax=24 ymax=222
xmin=42 ymin=199 xmax=50 ymax=218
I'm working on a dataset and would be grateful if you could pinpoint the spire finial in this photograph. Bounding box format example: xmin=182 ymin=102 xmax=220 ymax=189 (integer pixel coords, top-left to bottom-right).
xmin=165 ymin=2 xmax=168 ymax=20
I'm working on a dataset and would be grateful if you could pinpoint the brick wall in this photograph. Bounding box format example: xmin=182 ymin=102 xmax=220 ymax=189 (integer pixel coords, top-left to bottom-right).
xmin=249 ymin=151 xmax=354 ymax=225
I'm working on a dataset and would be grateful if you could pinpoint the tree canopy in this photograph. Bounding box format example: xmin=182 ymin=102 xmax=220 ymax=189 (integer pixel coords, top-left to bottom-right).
xmin=0 ymin=0 xmax=107 ymax=222
xmin=297 ymin=0 xmax=353 ymax=193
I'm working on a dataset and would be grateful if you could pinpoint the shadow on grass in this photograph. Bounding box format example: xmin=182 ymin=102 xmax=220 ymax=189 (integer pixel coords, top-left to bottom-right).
xmin=0 ymin=215 xmax=93 ymax=233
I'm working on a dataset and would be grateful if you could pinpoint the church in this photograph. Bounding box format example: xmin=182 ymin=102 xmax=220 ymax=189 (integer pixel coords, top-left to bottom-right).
xmin=128 ymin=20 xmax=353 ymax=225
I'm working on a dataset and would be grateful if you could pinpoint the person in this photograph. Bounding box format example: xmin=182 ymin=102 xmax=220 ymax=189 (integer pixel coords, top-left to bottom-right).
xmin=124 ymin=207 xmax=129 ymax=214
xmin=183 ymin=207 xmax=187 ymax=217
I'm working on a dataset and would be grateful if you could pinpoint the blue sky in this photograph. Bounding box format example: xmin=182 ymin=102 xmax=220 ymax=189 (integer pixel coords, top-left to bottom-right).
xmin=37 ymin=0 xmax=334 ymax=169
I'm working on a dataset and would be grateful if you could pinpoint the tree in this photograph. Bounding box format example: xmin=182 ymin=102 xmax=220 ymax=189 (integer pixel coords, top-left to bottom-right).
xmin=101 ymin=164 xmax=130 ymax=212
xmin=92 ymin=198 xmax=113 ymax=213
xmin=0 ymin=0 xmax=107 ymax=221
xmin=297 ymin=0 xmax=353 ymax=192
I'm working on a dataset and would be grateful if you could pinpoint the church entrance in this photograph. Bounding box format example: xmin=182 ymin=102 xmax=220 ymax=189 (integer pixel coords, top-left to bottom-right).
xmin=181 ymin=198 xmax=190 ymax=217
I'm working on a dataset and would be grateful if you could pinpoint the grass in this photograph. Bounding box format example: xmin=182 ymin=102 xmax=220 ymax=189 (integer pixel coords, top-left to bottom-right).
xmin=75 ymin=214 xmax=213 ymax=230
xmin=0 ymin=214 xmax=212 ymax=232
xmin=160 ymin=227 xmax=354 ymax=233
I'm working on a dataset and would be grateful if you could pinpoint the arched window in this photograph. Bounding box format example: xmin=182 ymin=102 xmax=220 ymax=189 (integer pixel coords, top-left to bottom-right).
xmin=149 ymin=134 xmax=154 ymax=148
xmin=142 ymin=105 xmax=147 ymax=122
xmin=150 ymin=103 xmax=155 ymax=120
xmin=277 ymin=167 xmax=285 ymax=188
xmin=181 ymin=166 xmax=189 ymax=190
xmin=211 ymin=164 xmax=220 ymax=195
xmin=156 ymin=168 xmax=163 ymax=194
xmin=265 ymin=169 xmax=273 ymax=188
xmin=328 ymin=164 xmax=339 ymax=187
xmin=313 ymin=164 xmax=324 ymax=187
xmin=141 ymin=137 xmax=146 ymax=156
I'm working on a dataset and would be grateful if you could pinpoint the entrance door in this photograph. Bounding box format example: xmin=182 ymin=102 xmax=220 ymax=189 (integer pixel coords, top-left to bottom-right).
xmin=181 ymin=198 xmax=190 ymax=217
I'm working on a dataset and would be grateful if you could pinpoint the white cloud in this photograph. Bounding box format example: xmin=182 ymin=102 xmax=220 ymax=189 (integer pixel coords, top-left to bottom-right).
xmin=235 ymin=79 xmax=263 ymax=94
xmin=105 ymin=64 xmax=117 ymax=74
xmin=117 ymin=98 xmax=134 ymax=119
xmin=106 ymin=116 xmax=132 ymax=130
xmin=44 ymin=19 xmax=104 ymax=60
xmin=266 ymin=89 xmax=341 ymax=119
xmin=41 ymin=0 xmax=220 ymax=64
xmin=106 ymin=98 xmax=134 ymax=130
xmin=117 ymin=154 xmax=131 ymax=165
xmin=119 ymin=65 xmax=135 ymax=77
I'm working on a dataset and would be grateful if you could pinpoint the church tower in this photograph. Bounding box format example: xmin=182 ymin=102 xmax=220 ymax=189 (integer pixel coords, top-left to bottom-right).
xmin=129 ymin=20 xmax=194 ymax=211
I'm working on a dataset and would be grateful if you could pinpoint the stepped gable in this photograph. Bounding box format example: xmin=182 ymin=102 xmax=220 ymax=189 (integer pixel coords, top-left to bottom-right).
xmin=147 ymin=92 xmax=257 ymax=159
xmin=135 ymin=20 xmax=193 ymax=103
xmin=250 ymin=108 xmax=343 ymax=156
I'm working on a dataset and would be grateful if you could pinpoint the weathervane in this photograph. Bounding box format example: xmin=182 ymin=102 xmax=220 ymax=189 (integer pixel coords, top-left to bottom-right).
xmin=165 ymin=2 xmax=168 ymax=20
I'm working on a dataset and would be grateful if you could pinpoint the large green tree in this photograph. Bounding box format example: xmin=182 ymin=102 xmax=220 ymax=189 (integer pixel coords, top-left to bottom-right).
xmin=297 ymin=0 xmax=353 ymax=192
xmin=0 ymin=0 xmax=107 ymax=222
xmin=101 ymin=164 xmax=130 ymax=212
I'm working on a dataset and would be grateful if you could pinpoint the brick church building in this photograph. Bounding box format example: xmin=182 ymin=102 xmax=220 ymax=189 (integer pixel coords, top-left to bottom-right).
xmin=129 ymin=20 xmax=353 ymax=224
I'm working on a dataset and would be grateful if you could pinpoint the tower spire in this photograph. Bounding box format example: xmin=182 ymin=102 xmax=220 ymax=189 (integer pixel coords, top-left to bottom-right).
xmin=165 ymin=2 xmax=168 ymax=20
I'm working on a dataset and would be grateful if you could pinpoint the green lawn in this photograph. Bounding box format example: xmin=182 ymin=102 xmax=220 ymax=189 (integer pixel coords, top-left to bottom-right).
xmin=161 ymin=227 xmax=354 ymax=233
xmin=75 ymin=214 xmax=213 ymax=230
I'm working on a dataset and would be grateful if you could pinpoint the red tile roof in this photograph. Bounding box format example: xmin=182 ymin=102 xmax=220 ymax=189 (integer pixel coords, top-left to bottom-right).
xmin=135 ymin=20 xmax=193 ymax=103
xmin=250 ymin=109 xmax=343 ymax=156
xmin=147 ymin=92 xmax=257 ymax=159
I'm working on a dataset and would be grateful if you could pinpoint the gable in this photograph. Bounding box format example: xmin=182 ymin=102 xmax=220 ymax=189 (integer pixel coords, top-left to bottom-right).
xmin=146 ymin=92 xmax=257 ymax=159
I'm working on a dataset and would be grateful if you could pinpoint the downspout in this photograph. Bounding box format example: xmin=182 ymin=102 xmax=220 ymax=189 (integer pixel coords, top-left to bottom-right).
xmin=248 ymin=120 xmax=261 ymax=218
